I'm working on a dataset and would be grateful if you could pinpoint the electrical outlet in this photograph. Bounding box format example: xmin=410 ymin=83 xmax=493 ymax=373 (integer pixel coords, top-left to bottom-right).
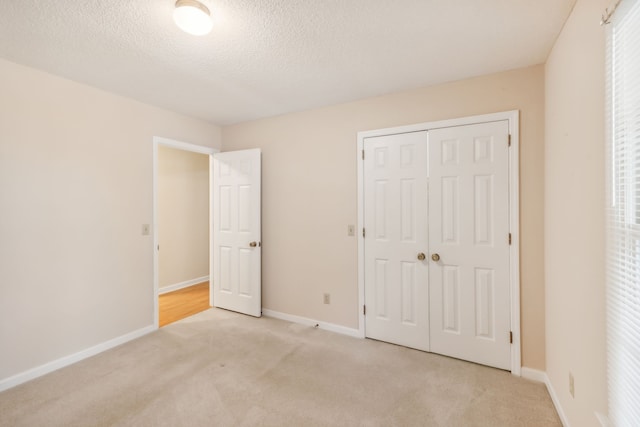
xmin=323 ymin=293 xmax=330 ymax=304
xmin=569 ymin=373 xmax=575 ymax=398
xmin=347 ymin=224 xmax=355 ymax=236
xmin=142 ymin=224 xmax=151 ymax=236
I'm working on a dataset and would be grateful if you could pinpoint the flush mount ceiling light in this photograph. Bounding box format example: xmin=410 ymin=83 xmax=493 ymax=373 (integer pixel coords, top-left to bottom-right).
xmin=173 ymin=0 xmax=213 ymax=36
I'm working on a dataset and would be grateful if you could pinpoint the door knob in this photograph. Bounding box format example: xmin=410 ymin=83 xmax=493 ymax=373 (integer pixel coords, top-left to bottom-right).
xmin=417 ymin=253 xmax=426 ymax=261
xmin=431 ymin=253 xmax=440 ymax=262
xmin=249 ymin=241 xmax=258 ymax=247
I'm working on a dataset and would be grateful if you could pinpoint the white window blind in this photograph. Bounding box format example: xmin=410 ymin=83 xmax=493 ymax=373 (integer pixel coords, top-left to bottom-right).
xmin=606 ymin=0 xmax=640 ymax=425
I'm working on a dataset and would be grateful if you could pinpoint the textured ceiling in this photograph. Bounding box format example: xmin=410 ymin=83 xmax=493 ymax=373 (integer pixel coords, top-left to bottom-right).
xmin=0 ymin=0 xmax=576 ymax=125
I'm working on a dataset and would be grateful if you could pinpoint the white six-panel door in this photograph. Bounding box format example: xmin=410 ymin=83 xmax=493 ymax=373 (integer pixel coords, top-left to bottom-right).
xmin=428 ymin=121 xmax=511 ymax=370
xmin=363 ymin=120 xmax=511 ymax=370
xmin=363 ymin=131 xmax=430 ymax=351
xmin=212 ymin=149 xmax=262 ymax=317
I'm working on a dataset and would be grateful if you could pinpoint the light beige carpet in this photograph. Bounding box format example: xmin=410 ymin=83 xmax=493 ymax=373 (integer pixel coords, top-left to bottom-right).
xmin=0 ymin=308 xmax=561 ymax=426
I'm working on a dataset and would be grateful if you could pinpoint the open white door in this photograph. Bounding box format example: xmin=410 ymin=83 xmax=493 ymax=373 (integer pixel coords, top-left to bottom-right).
xmin=212 ymin=149 xmax=261 ymax=317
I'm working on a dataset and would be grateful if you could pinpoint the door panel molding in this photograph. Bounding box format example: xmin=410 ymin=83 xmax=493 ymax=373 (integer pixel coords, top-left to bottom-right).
xmin=356 ymin=110 xmax=521 ymax=375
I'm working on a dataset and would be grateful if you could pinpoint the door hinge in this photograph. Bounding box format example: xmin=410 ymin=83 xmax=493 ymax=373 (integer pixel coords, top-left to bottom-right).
xmin=362 ymin=228 xmax=366 ymax=238
xmin=508 ymin=134 xmax=511 ymax=147
xmin=510 ymin=331 xmax=513 ymax=344
xmin=363 ymin=305 xmax=366 ymax=315
xmin=508 ymin=233 xmax=512 ymax=245
xmin=362 ymin=150 xmax=365 ymax=160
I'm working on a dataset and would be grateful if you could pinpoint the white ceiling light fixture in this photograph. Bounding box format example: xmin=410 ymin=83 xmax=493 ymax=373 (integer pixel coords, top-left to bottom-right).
xmin=173 ymin=0 xmax=213 ymax=36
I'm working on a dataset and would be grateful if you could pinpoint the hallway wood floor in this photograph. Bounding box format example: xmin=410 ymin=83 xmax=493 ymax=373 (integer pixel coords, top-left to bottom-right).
xmin=158 ymin=282 xmax=210 ymax=327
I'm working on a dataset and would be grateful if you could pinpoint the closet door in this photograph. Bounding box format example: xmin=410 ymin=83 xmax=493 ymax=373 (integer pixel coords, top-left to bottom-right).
xmin=363 ymin=131 xmax=430 ymax=351
xmin=428 ymin=121 xmax=511 ymax=370
xmin=361 ymin=120 xmax=512 ymax=371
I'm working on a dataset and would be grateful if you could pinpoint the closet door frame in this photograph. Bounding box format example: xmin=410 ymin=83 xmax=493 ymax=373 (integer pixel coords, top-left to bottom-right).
xmin=356 ymin=110 xmax=521 ymax=376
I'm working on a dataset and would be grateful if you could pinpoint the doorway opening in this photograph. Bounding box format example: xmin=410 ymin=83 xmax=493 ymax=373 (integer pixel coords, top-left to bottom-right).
xmin=152 ymin=137 xmax=218 ymax=328
xmin=158 ymin=282 xmax=210 ymax=327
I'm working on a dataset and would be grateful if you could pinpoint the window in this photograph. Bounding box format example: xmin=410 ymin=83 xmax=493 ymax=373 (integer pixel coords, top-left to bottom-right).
xmin=606 ymin=0 xmax=640 ymax=425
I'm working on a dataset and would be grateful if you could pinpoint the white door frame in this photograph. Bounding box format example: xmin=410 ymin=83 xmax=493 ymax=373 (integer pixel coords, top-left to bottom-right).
xmin=152 ymin=137 xmax=219 ymax=329
xmin=356 ymin=110 xmax=521 ymax=375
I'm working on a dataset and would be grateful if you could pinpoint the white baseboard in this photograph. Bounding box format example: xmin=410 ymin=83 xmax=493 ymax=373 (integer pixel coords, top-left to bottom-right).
xmin=520 ymin=368 xmax=570 ymax=427
xmin=595 ymin=412 xmax=611 ymax=427
xmin=545 ymin=375 xmax=570 ymax=427
xmin=262 ymin=309 xmax=362 ymax=338
xmin=0 ymin=325 xmax=155 ymax=392
xmin=158 ymin=276 xmax=209 ymax=295
xmin=521 ymin=367 xmax=547 ymax=383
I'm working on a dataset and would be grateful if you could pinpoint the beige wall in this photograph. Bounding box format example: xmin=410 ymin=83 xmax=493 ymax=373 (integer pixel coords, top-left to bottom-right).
xmin=222 ymin=65 xmax=546 ymax=370
xmin=0 ymin=58 xmax=221 ymax=382
xmin=545 ymin=0 xmax=608 ymax=425
xmin=158 ymin=146 xmax=209 ymax=290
